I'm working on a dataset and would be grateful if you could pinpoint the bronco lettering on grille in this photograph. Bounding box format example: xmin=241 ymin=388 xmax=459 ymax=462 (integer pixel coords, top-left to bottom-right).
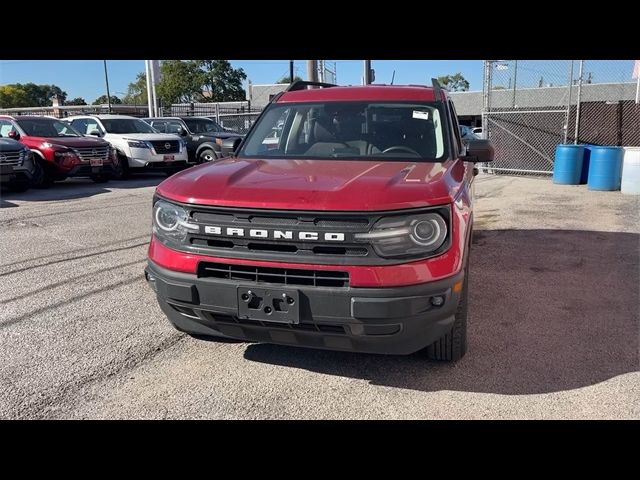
xmin=203 ymin=226 xmax=345 ymax=242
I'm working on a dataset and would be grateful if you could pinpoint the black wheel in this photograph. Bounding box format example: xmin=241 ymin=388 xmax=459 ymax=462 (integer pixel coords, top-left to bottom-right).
xmin=31 ymin=158 xmax=53 ymax=189
xmin=112 ymin=154 xmax=130 ymax=180
xmin=423 ymin=266 xmax=469 ymax=362
xmin=90 ymin=174 xmax=109 ymax=183
xmin=198 ymin=148 xmax=217 ymax=163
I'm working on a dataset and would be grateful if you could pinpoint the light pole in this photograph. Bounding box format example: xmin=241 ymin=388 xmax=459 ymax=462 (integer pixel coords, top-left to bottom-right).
xmin=103 ymin=60 xmax=112 ymax=113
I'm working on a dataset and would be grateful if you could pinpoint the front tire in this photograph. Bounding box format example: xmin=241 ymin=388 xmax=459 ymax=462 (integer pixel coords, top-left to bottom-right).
xmin=112 ymin=154 xmax=130 ymax=180
xmin=424 ymin=267 xmax=469 ymax=362
xmin=198 ymin=148 xmax=217 ymax=163
xmin=31 ymin=158 xmax=53 ymax=189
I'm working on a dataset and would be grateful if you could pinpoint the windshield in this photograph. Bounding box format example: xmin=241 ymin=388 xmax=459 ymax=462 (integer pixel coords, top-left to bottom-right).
xmin=101 ymin=118 xmax=157 ymax=134
xmin=16 ymin=118 xmax=82 ymax=137
xmin=183 ymin=118 xmax=223 ymax=134
xmin=239 ymin=101 xmax=448 ymax=161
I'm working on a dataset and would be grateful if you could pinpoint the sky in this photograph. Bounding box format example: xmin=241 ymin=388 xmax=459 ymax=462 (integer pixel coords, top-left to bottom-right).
xmin=1 ymin=60 xmax=636 ymax=103
xmin=0 ymin=60 xmax=484 ymax=102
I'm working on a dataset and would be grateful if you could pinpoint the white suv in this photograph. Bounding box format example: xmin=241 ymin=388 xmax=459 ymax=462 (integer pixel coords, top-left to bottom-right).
xmin=64 ymin=114 xmax=189 ymax=178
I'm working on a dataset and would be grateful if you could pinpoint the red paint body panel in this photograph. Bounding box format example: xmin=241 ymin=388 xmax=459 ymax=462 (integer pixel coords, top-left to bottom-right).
xmin=156 ymin=158 xmax=466 ymax=211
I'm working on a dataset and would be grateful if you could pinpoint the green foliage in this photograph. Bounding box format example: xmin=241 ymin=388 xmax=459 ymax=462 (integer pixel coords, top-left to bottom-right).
xmin=436 ymin=73 xmax=470 ymax=92
xmin=0 ymin=83 xmax=67 ymax=108
xmin=93 ymin=95 xmax=122 ymax=105
xmin=277 ymin=75 xmax=303 ymax=84
xmin=65 ymin=97 xmax=87 ymax=105
xmin=156 ymin=60 xmax=204 ymax=104
xmin=195 ymin=60 xmax=247 ymax=102
xmin=122 ymin=72 xmax=148 ymax=105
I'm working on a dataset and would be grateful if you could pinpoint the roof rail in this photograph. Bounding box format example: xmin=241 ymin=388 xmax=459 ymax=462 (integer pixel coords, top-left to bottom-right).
xmin=431 ymin=78 xmax=445 ymax=101
xmin=285 ymin=80 xmax=337 ymax=92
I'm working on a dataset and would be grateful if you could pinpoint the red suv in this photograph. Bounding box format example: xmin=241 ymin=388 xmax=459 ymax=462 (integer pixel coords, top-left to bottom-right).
xmin=0 ymin=115 xmax=116 ymax=186
xmin=145 ymin=81 xmax=493 ymax=361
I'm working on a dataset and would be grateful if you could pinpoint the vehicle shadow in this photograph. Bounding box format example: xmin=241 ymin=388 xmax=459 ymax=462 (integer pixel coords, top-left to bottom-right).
xmin=0 ymin=173 xmax=166 ymax=204
xmin=243 ymin=229 xmax=640 ymax=395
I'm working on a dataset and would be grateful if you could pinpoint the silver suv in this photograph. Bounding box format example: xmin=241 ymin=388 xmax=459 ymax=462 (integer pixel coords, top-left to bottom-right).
xmin=64 ymin=114 xmax=189 ymax=178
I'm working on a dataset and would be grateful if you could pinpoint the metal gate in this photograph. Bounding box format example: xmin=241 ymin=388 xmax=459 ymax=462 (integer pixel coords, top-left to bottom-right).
xmin=481 ymin=60 xmax=640 ymax=175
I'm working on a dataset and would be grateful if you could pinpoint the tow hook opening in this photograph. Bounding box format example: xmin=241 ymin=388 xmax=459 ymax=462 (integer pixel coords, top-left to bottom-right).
xmin=145 ymin=270 xmax=157 ymax=292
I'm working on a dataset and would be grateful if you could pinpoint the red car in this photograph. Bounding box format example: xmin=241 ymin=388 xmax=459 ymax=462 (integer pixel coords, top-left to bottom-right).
xmin=0 ymin=115 xmax=117 ymax=186
xmin=145 ymin=81 xmax=494 ymax=361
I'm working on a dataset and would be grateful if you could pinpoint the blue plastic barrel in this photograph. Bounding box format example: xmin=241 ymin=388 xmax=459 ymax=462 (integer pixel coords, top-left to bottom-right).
xmin=587 ymin=146 xmax=624 ymax=191
xmin=553 ymin=144 xmax=585 ymax=185
xmin=580 ymin=144 xmax=594 ymax=184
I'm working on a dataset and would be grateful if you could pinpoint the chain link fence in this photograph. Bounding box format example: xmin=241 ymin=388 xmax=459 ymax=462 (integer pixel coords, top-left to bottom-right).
xmin=482 ymin=60 xmax=640 ymax=175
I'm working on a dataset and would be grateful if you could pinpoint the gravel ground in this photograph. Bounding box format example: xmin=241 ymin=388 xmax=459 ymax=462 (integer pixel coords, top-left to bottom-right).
xmin=0 ymin=173 xmax=638 ymax=419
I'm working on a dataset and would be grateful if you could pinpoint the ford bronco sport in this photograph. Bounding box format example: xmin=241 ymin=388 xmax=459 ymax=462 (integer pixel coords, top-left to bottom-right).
xmin=0 ymin=136 xmax=36 ymax=192
xmin=145 ymin=80 xmax=493 ymax=361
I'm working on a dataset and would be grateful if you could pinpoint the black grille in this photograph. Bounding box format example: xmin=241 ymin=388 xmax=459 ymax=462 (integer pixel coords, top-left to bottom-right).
xmin=150 ymin=140 xmax=180 ymax=154
xmin=209 ymin=314 xmax=347 ymax=334
xmin=198 ymin=262 xmax=349 ymax=288
xmin=0 ymin=150 xmax=24 ymax=166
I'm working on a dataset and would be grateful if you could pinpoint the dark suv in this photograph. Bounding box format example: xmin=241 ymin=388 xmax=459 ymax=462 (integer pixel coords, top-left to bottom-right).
xmin=145 ymin=80 xmax=494 ymax=362
xmin=144 ymin=116 xmax=243 ymax=164
xmin=0 ymin=137 xmax=36 ymax=192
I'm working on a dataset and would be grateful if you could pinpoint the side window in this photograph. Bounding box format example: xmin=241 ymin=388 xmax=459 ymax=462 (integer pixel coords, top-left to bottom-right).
xmin=0 ymin=120 xmax=16 ymax=137
xmin=166 ymin=121 xmax=183 ymax=135
xmin=70 ymin=119 xmax=87 ymax=134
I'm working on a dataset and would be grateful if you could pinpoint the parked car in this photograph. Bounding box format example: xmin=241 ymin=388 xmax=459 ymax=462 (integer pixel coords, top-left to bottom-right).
xmin=63 ymin=115 xmax=189 ymax=178
xmin=143 ymin=116 xmax=243 ymax=163
xmin=0 ymin=136 xmax=36 ymax=192
xmin=145 ymin=80 xmax=494 ymax=362
xmin=459 ymin=125 xmax=480 ymax=143
xmin=0 ymin=115 xmax=116 ymax=186
xmin=204 ymin=117 xmax=241 ymax=134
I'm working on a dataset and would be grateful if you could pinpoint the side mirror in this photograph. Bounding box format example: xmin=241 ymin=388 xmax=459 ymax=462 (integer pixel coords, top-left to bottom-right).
xmin=464 ymin=139 xmax=494 ymax=163
xmin=221 ymin=137 xmax=242 ymax=157
xmin=8 ymin=130 xmax=20 ymax=140
xmin=177 ymin=126 xmax=188 ymax=136
xmin=88 ymin=130 xmax=102 ymax=137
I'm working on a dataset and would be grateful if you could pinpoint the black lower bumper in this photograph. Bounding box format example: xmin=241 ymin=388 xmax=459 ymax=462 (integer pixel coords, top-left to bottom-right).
xmin=145 ymin=260 xmax=464 ymax=355
xmin=66 ymin=163 xmax=117 ymax=178
xmin=0 ymin=169 xmax=32 ymax=185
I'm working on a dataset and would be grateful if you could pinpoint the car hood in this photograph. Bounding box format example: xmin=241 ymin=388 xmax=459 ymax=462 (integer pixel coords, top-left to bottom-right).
xmin=22 ymin=136 xmax=110 ymax=148
xmin=106 ymin=133 xmax=180 ymax=141
xmin=0 ymin=138 xmax=25 ymax=151
xmin=156 ymin=157 xmax=466 ymax=211
xmin=198 ymin=132 xmax=244 ymax=140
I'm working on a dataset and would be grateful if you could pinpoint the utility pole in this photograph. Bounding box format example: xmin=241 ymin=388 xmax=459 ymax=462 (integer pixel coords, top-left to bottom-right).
xmin=149 ymin=60 xmax=159 ymax=117
xmin=289 ymin=60 xmax=294 ymax=83
xmin=512 ymin=59 xmax=518 ymax=108
xmin=318 ymin=60 xmax=325 ymax=82
xmin=103 ymin=60 xmax=112 ymax=113
xmin=363 ymin=60 xmax=372 ymax=84
xmin=307 ymin=60 xmax=318 ymax=83
xmin=145 ymin=60 xmax=153 ymax=117
xmin=574 ymin=60 xmax=584 ymax=144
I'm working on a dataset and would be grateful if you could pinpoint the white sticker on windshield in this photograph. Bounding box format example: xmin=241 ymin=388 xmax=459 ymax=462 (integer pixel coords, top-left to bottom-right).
xmin=412 ymin=110 xmax=430 ymax=120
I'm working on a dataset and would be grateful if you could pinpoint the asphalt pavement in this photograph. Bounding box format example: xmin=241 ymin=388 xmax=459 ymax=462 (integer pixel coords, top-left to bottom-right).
xmin=0 ymin=173 xmax=638 ymax=419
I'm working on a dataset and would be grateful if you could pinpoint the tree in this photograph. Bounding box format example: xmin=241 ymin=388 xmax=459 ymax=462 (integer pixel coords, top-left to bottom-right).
xmin=277 ymin=75 xmax=303 ymax=84
xmin=65 ymin=97 xmax=87 ymax=105
xmin=156 ymin=60 xmax=204 ymax=104
xmin=0 ymin=83 xmax=67 ymax=108
xmin=195 ymin=60 xmax=247 ymax=102
xmin=0 ymin=85 xmax=30 ymax=108
xmin=122 ymin=72 xmax=147 ymax=105
xmin=93 ymin=95 xmax=122 ymax=105
xmin=436 ymin=73 xmax=470 ymax=92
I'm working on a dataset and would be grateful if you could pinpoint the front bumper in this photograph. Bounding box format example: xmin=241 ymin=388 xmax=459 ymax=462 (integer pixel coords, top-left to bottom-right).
xmin=0 ymin=164 xmax=33 ymax=185
xmin=127 ymin=147 xmax=189 ymax=168
xmin=66 ymin=163 xmax=117 ymax=178
xmin=145 ymin=260 xmax=464 ymax=355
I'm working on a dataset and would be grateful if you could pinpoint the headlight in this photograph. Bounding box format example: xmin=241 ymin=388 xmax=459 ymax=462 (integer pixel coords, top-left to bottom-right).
xmin=354 ymin=211 xmax=449 ymax=258
xmin=153 ymin=200 xmax=199 ymax=243
xmin=19 ymin=148 xmax=31 ymax=164
xmin=127 ymin=140 xmax=150 ymax=149
xmin=180 ymin=139 xmax=188 ymax=149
